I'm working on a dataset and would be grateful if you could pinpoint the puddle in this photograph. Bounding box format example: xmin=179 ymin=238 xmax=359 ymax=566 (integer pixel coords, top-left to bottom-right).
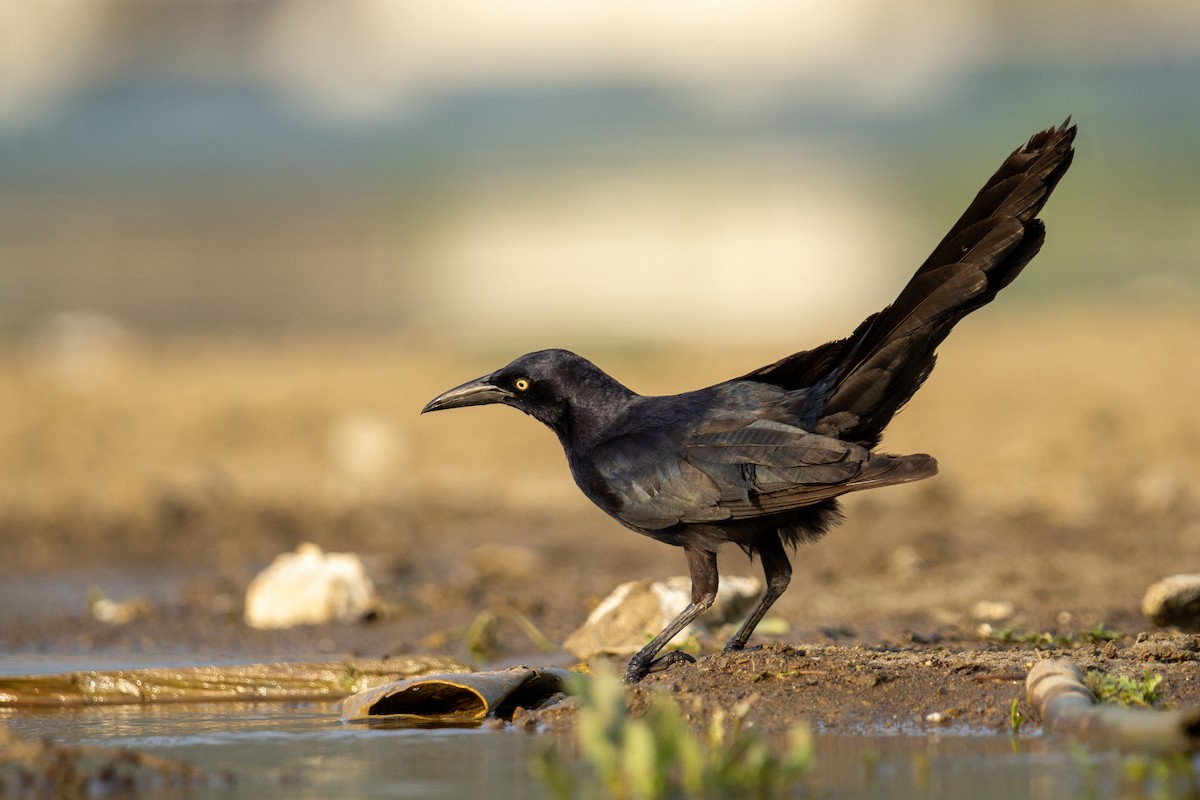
xmin=2 ymin=702 xmax=549 ymax=799
xmin=5 ymin=703 xmax=1196 ymax=799
xmin=1 ymin=657 xmax=1196 ymax=799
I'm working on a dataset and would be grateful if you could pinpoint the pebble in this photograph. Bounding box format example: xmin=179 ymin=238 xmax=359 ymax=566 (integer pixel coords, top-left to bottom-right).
xmin=244 ymin=543 xmax=376 ymax=629
xmin=1141 ymin=574 xmax=1200 ymax=631
xmin=971 ymin=600 xmax=1015 ymax=623
xmin=562 ymin=575 xmax=761 ymax=659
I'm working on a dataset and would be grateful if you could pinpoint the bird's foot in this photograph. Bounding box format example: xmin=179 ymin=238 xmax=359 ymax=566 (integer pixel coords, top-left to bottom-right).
xmin=623 ymin=653 xmax=651 ymax=684
xmin=649 ymin=650 xmax=697 ymax=673
xmin=623 ymin=650 xmax=697 ymax=683
xmin=722 ymin=641 xmax=763 ymax=654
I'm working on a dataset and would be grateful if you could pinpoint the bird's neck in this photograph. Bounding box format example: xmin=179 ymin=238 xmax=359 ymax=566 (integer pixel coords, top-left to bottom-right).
xmin=551 ymin=380 xmax=637 ymax=454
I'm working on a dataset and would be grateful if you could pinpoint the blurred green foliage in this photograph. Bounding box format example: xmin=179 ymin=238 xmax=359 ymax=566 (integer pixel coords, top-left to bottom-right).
xmin=533 ymin=663 xmax=814 ymax=800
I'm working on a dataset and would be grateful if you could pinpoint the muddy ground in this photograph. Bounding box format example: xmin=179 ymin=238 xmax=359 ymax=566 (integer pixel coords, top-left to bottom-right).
xmin=1 ymin=306 xmax=1199 ymax=732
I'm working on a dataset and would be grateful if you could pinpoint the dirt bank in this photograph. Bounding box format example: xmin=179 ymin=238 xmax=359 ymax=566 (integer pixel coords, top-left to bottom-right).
xmin=1 ymin=307 xmax=1199 ymax=729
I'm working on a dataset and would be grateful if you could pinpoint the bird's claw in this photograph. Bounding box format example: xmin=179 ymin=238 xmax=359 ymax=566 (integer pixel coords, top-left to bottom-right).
xmin=650 ymin=650 xmax=697 ymax=673
xmin=624 ymin=650 xmax=696 ymax=683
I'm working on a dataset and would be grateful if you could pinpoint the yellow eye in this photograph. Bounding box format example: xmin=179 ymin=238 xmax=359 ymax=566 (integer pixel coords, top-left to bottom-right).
xmin=515 ymin=378 xmax=531 ymax=391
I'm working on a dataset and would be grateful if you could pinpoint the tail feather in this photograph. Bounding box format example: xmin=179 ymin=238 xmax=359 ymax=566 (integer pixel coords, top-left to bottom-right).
xmin=773 ymin=451 xmax=937 ymax=549
xmin=744 ymin=119 xmax=1076 ymax=448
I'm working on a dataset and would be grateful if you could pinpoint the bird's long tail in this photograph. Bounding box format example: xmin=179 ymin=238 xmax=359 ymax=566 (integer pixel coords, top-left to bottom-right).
xmin=745 ymin=119 xmax=1076 ymax=448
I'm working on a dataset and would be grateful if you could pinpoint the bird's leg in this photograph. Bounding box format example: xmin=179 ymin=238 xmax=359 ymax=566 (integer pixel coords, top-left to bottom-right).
xmin=724 ymin=535 xmax=791 ymax=652
xmin=624 ymin=546 xmax=718 ymax=684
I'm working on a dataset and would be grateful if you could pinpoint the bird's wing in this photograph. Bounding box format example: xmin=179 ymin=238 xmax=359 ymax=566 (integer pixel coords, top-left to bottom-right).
xmin=586 ymin=431 xmax=730 ymax=530
xmin=685 ymin=419 xmax=924 ymax=519
xmin=592 ymin=418 xmax=933 ymax=530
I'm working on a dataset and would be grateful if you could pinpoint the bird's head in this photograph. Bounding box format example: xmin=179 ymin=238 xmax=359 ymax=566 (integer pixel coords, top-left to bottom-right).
xmin=421 ymin=349 xmax=632 ymax=439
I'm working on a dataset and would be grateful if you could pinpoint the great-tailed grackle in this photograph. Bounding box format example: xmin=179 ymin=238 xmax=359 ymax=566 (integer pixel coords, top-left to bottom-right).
xmin=423 ymin=120 xmax=1075 ymax=683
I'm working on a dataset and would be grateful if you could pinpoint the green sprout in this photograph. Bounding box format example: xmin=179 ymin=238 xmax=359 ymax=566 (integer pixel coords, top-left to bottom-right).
xmin=1078 ymin=624 xmax=1120 ymax=644
xmin=1009 ymin=698 xmax=1024 ymax=735
xmin=1084 ymin=669 xmax=1164 ymax=707
xmin=533 ymin=663 xmax=815 ymax=799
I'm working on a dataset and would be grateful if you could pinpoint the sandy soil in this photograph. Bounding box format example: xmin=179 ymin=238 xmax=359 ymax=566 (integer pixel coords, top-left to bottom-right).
xmin=1 ymin=306 xmax=1199 ymax=730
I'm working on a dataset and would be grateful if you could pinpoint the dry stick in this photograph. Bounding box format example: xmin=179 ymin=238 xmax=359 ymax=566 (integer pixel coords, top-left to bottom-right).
xmin=1025 ymin=659 xmax=1200 ymax=755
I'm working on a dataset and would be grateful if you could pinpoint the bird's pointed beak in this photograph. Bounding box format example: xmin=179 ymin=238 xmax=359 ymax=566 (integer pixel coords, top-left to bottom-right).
xmin=421 ymin=374 xmax=513 ymax=414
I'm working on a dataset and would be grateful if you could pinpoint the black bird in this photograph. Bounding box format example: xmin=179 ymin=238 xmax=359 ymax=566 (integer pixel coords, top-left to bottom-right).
xmin=423 ymin=120 xmax=1076 ymax=683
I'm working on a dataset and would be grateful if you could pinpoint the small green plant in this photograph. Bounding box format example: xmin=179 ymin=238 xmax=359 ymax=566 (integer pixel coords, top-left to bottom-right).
xmin=440 ymin=607 xmax=558 ymax=662
xmin=1084 ymin=669 xmax=1164 ymax=707
xmin=1078 ymin=623 xmax=1120 ymax=644
xmin=1008 ymin=698 xmax=1024 ymax=735
xmin=984 ymin=627 xmax=1062 ymax=647
xmin=533 ymin=663 xmax=815 ymax=799
xmin=982 ymin=624 xmax=1120 ymax=648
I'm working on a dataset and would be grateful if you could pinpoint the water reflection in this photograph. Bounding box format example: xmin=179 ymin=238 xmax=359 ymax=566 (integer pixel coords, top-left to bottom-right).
xmin=2 ymin=702 xmax=548 ymax=800
xmin=3 ymin=702 xmax=1196 ymax=799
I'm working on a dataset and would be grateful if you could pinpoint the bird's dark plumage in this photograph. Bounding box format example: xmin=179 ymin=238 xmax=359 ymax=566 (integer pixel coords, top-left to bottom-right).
xmin=423 ymin=120 xmax=1076 ymax=682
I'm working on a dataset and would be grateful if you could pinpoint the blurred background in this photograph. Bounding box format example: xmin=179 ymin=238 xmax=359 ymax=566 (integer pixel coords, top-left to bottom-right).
xmin=2 ymin=0 xmax=1199 ymax=658
xmin=2 ymin=0 xmax=1198 ymax=342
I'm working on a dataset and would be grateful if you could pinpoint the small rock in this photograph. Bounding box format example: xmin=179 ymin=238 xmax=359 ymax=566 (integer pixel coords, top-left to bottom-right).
xmin=971 ymin=600 xmax=1015 ymax=623
xmin=819 ymin=624 xmax=855 ymax=640
xmin=1142 ymin=574 xmax=1200 ymax=631
xmin=856 ymin=669 xmax=892 ymax=688
xmin=1127 ymin=632 xmax=1200 ymax=663
xmin=89 ymin=590 xmax=153 ymax=625
xmin=244 ymin=543 xmax=376 ymax=629
xmin=563 ymin=575 xmax=761 ymax=659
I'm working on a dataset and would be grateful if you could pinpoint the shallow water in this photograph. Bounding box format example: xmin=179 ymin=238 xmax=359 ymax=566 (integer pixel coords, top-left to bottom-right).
xmin=2 ymin=701 xmax=549 ymax=799
xmin=2 ymin=659 xmax=1196 ymax=799
xmin=5 ymin=705 xmax=1197 ymax=799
